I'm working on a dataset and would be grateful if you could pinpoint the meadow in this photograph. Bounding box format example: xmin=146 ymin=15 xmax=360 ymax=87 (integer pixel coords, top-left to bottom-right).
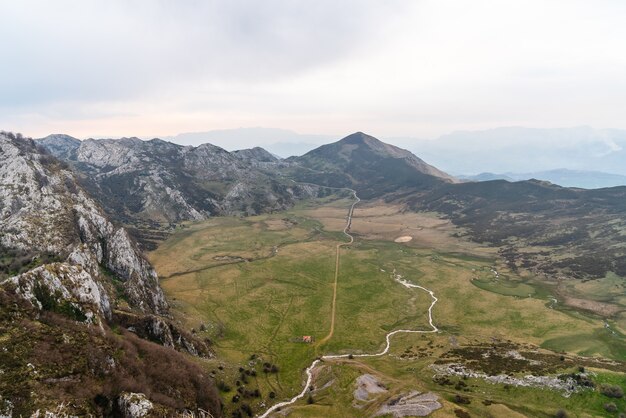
xmin=149 ymin=194 xmax=626 ymax=417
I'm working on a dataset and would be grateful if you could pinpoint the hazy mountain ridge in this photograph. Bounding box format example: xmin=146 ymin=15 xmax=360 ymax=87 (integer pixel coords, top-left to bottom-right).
xmin=409 ymin=126 xmax=626 ymax=176
xmin=166 ymin=127 xmax=333 ymax=156
xmin=460 ymin=168 xmax=626 ymax=189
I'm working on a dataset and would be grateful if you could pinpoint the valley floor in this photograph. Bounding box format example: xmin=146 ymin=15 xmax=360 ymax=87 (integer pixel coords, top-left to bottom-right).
xmin=149 ymin=194 xmax=626 ymax=418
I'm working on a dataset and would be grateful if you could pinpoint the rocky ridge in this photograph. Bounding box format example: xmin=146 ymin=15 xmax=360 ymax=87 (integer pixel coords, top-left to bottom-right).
xmin=0 ymin=132 xmax=167 ymax=316
xmin=0 ymin=132 xmax=221 ymax=416
xmin=38 ymin=135 xmax=319 ymax=227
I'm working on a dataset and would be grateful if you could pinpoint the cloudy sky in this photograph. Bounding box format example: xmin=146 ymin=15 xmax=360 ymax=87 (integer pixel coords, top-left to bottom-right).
xmin=1 ymin=0 xmax=626 ymax=140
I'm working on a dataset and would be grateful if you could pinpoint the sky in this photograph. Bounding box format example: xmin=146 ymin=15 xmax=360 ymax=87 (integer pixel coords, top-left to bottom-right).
xmin=1 ymin=0 xmax=626 ymax=141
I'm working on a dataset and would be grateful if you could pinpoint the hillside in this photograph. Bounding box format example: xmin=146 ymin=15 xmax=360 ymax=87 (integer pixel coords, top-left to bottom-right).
xmin=406 ymin=179 xmax=626 ymax=296
xmin=0 ymin=132 xmax=221 ymax=417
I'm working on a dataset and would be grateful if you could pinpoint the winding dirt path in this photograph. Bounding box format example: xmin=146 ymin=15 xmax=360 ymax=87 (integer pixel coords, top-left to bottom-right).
xmin=257 ymin=190 xmax=439 ymax=418
xmin=316 ymin=188 xmax=360 ymax=348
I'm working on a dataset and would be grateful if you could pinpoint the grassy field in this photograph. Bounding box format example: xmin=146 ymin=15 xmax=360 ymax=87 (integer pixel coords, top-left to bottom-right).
xmin=149 ymin=195 xmax=626 ymax=417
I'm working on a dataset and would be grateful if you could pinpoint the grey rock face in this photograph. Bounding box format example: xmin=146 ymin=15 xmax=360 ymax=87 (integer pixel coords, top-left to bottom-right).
xmin=5 ymin=262 xmax=112 ymax=322
xmin=0 ymin=133 xmax=167 ymax=315
xmin=38 ymin=135 xmax=319 ymax=224
xmin=37 ymin=134 xmax=80 ymax=160
xmin=114 ymin=311 xmax=213 ymax=357
xmin=232 ymin=146 xmax=280 ymax=164
xmin=117 ymin=392 xmax=153 ymax=418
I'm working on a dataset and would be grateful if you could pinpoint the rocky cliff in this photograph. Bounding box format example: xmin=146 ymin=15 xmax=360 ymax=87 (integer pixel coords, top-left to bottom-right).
xmin=0 ymin=132 xmax=221 ymax=416
xmin=0 ymin=132 xmax=167 ymax=316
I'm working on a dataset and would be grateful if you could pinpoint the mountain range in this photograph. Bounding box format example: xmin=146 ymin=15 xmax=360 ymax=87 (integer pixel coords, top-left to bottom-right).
xmin=400 ymin=126 xmax=626 ymax=177
xmin=2 ymin=129 xmax=626 ymax=416
xmin=38 ymin=134 xmax=322 ymax=249
xmin=459 ymin=169 xmax=626 ymax=189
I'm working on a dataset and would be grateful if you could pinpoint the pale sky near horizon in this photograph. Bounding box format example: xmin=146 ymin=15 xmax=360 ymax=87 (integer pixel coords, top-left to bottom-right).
xmin=1 ymin=0 xmax=626 ymax=140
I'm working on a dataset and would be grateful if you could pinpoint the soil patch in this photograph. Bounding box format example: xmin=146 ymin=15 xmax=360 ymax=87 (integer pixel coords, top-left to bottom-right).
xmin=353 ymin=374 xmax=387 ymax=402
xmin=376 ymin=391 xmax=442 ymax=417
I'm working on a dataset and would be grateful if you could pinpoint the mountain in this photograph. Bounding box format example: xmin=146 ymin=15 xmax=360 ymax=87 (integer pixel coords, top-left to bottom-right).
xmin=406 ymin=126 xmax=626 ymax=176
xmin=287 ymin=132 xmax=456 ymax=198
xmin=1 ymin=133 xmax=166 ymax=315
xmin=461 ymin=169 xmax=626 ymax=189
xmin=38 ymin=135 xmax=322 ymax=248
xmin=459 ymin=172 xmax=515 ymax=182
xmin=38 ymin=133 xmax=80 ymax=159
xmin=264 ymin=141 xmax=320 ymax=158
xmin=232 ymin=146 xmax=280 ymax=164
xmin=0 ymin=132 xmax=221 ymax=416
xmin=167 ymin=127 xmax=333 ymax=154
xmin=286 ymin=132 xmax=626 ymax=284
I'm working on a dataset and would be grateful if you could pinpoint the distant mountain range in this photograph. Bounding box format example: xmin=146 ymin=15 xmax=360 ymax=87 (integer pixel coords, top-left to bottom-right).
xmin=459 ymin=168 xmax=626 ymax=189
xmin=398 ymin=126 xmax=626 ymax=177
xmin=165 ymin=127 xmax=332 ymax=157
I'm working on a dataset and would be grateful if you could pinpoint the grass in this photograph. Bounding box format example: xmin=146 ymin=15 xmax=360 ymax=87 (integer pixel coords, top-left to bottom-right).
xmin=150 ymin=195 xmax=626 ymax=417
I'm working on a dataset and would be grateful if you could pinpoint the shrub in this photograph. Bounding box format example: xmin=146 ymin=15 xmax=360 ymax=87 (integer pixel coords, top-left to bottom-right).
xmin=240 ymin=403 xmax=253 ymax=417
xmin=217 ymin=381 xmax=232 ymax=392
xmin=600 ymin=384 xmax=624 ymax=399
xmin=604 ymin=402 xmax=618 ymax=413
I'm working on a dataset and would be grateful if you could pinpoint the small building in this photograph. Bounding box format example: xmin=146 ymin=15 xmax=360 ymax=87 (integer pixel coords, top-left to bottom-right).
xmin=302 ymin=336 xmax=312 ymax=343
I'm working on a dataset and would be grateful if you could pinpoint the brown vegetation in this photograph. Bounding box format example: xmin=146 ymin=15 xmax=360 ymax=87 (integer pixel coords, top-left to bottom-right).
xmin=0 ymin=287 xmax=222 ymax=417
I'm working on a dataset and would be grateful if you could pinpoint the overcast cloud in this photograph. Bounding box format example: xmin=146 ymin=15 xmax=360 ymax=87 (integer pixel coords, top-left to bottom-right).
xmin=1 ymin=0 xmax=625 ymax=139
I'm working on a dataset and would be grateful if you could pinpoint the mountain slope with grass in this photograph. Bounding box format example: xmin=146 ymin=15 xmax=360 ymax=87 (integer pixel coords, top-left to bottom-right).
xmin=286 ymin=132 xmax=456 ymax=198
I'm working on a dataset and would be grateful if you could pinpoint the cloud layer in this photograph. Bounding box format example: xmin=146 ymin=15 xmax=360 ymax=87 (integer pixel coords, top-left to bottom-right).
xmin=1 ymin=1 xmax=625 ymax=139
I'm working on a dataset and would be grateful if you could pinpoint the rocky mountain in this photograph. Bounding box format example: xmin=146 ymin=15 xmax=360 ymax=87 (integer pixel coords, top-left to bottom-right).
xmin=286 ymin=132 xmax=456 ymax=198
xmin=0 ymin=132 xmax=166 ymax=316
xmin=0 ymin=132 xmax=221 ymax=416
xmin=232 ymin=146 xmax=280 ymax=164
xmin=38 ymin=135 xmax=320 ymax=231
xmin=37 ymin=133 xmax=81 ymax=160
